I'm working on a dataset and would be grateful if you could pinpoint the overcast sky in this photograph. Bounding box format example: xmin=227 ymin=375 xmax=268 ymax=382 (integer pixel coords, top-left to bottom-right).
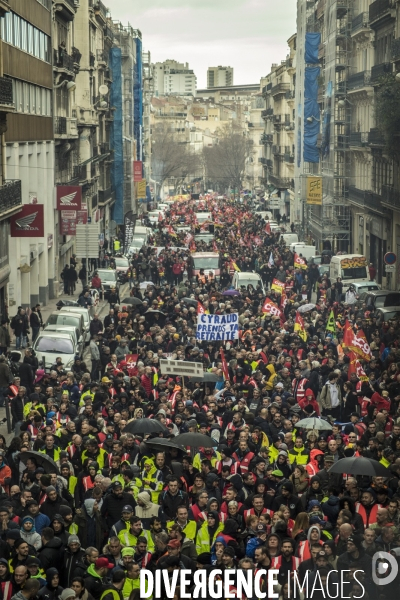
xmin=109 ymin=0 xmax=297 ymax=88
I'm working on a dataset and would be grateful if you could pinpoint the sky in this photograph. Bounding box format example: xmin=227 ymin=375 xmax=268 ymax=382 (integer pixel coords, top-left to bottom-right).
xmin=108 ymin=0 xmax=297 ymax=88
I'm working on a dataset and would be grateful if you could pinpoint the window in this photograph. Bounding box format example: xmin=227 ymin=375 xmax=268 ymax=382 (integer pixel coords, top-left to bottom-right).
xmin=11 ymin=79 xmax=51 ymax=117
xmin=3 ymin=11 xmax=50 ymax=63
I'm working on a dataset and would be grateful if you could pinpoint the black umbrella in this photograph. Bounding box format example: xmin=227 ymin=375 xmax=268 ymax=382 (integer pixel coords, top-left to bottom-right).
xmin=124 ymin=419 xmax=168 ymax=435
xmin=190 ymin=372 xmax=219 ymax=383
xmin=146 ymin=437 xmax=186 ymax=452
xmin=144 ymin=309 xmax=166 ymax=316
xmin=121 ymin=297 xmax=143 ymax=305
xmin=328 ymin=457 xmax=390 ymax=477
xmin=182 ymin=297 xmax=198 ymax=306
xmin=175 ymin=432 xmax=215 ymax=448
xmin=19 ymin=451 xmax=60 ymax=475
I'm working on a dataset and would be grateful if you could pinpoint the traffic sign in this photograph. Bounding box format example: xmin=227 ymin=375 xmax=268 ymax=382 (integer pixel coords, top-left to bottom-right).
xmin=384 ymin=252 xmax=397 ymax=265
xmin=385 ymin=264 xmax=396 ymax=272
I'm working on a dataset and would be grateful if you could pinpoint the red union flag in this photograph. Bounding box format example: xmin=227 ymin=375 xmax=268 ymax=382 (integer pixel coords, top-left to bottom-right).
xmin=10 ymin=204 xmax=44 ymax=237
xmin=197 ymin=301 xmax=206 ymax=315
xmin=56 ymin=186 xmax=82 ymax=211
xmin=343 ymin=321 xmax=372 ymax=361
xmin=261 ymin=297 xmax=282 ymax=318
xmin=347 ymin=351 xmax=368 ymax=381
xmin=271 ymin=278 xmax=285 ymax=294
xmin=294 ymin=253 xmax=307 ymax=269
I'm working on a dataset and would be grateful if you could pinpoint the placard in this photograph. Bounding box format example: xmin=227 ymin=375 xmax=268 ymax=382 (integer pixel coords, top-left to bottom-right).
xmin=196 ymin=313 xmax=239 ymax=341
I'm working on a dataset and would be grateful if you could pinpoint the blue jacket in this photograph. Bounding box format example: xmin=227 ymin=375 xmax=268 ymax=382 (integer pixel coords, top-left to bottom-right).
xmin=33 ymin=512 xmax=51 ymax=534
xmin=245 ymin=536 xmax=262 ymax=559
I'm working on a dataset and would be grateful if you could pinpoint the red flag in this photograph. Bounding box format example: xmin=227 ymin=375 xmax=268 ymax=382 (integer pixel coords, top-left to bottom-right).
xmin=343 ymin=321 xmax=372 ymax=362
xmin=280 ymin=291 xmax=287 ymax=311
xmin=355 ymin=330 xmax=373 ymax=362
xmin=347 ymin=351 xmax=368 ymax=381
xmin=294 ymin=311 xmax=307 ymax=341
xmin=261 ymin=297 xmax=282 ymax=318
xmin=197 ymin=301 xmax=205 ymax=315
xmin=294 ymin=253 xmax=307 ymax=269
xmin=342 ymin=319 xmax=355 ymax=348
xmin=265 ymin=222 xmax=271 ymax=234
xmin=158 ymin=212 xmax=163 ymax=222
xmin=220 ymin=348 xmax=229 ymax=380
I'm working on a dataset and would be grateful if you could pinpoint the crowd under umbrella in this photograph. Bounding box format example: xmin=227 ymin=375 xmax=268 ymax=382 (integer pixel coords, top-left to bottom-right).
xmin=222 ymin=289 xmax=240 ymax=296
xmin=124 ymin=418 xmax=168 ymax=436
xmin=295 ymin=417 xmax=333 ymax=431
xmin=145 ymin=437 xmax=186 ymax=452
xmin=175 ymin=432 xmax=216 ymax=450
xmin=328 ymin=456 xmax=390 ymax=477
xmin=121 ymin=296 xmax=143 ymax=305
xmin=297 ymin=303 xmax=316 ymax=313
xmin=190 ymin=372 xmax=220 ymax=383
xmin=144 ymin=309 xmax=167 ymax=325
xmin=19 ymin=450 xmax=60 ymax=475
xmin=139 ymin=281 xmax=155 ymax=289
xmin=182 ymin=297 xmax=198 ymax=306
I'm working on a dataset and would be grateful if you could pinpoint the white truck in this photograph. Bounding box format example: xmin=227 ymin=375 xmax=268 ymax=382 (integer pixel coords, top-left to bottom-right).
xmin=330 ymin=254 xmax=369 ymax=291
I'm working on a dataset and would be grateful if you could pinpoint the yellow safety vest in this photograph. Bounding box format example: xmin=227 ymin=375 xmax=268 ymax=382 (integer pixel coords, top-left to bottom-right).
xmin=81 ymin=448 xmax=107 ymax=469
xmin=166 ymin=519 xmax=197 ymax=541
xmin=195 ymin=520 xmax=224 ymax=554
xmin=100 ymin=588 xmax=120 ymax=600
xmin=67 ymin=476 xmax=78 ymax=495
xmin=118 ymin=528 xmax=155 ymax=553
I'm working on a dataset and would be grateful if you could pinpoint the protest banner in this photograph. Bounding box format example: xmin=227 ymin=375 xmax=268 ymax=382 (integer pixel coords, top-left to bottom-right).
xmin=196 ymin=313 xmax=239 ymax=341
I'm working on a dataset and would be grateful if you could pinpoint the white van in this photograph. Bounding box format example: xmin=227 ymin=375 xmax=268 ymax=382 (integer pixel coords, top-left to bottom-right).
xmin=281 ymin=233 xmax=299 ymax=246
xmin=195 ymin=212 xmax=212 ymax=224
xmin=290 ymin=244 xmax=317 ymax=261
xmin=330 ymin=254 xmax=369 ymax=291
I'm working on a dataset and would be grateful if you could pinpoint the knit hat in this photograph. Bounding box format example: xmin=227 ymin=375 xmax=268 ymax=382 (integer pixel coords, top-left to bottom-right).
xmin=196 ymin=552 xmax=211 ymax=565
xmin=6 ymin=530 xmax=21 ymax=540
xmin=59 ymin=590 xmax=76 ymax=600
xmin=121 ymin=547 xmax=135 ymax=557
xmin=68 ymin=535 xmax=80 ymax=545
xmin=167 ymin=539 xmax=180 ymax=549
xmin=45 ymin=486 xmax=56 ymax=495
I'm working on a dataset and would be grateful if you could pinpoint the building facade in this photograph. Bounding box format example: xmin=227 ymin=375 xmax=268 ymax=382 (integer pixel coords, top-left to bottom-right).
xmin=207 ymin=66 xmax=234 ymax=88
xmin=153 ymin=59 xmax=197 ymax=97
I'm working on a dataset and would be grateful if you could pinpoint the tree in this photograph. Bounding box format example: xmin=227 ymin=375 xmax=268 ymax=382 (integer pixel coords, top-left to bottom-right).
xmin=151 ymin=124 xmax=201 ymax=193
xmin=203 ymin=124 xmax=253 ymax=192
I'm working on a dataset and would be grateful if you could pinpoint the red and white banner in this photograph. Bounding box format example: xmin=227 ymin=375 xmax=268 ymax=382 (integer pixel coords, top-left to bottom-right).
xmin=294 ymin=253 xmax=307 ymax=269
xmin=11 ymin=204 xmax=45 ymax=238
xmin=133 ymin=161 xmax=142 ymax=182
xmin=60 ymin=210 xmax=77 ymax=235
xmin=56 ymin=186 xmax=82 ymax=211
xmin=271 ymin=278 xmax=285 ymax=294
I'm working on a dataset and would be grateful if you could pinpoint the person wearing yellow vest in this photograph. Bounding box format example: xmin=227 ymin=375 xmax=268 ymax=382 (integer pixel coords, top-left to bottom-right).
xmin=195 ymin=510 xmax=224 ymax=554
xmin=141 ymin=461 xmax=163 ymax=503
xmin=167 ymin=506 xmax=197 ymax=542
xmin=60 ymin=464 xmax=78 ymax=497
xmin=117 ymin=516 xmax=155 ymax=553
xmin=99 ymin=569 xmax=125 ymax=600
xmin=85 ymin=557 xmax=114 ymax=600
xmin=38 ymin=434 xmax=61 ymax=466
xmin=288 ymin=436 xmax=310 ymax=466
xmin=193 ymin=447 xmax=221 ymax=471
xmin=81 ymin=439 xmax=108 ymax=470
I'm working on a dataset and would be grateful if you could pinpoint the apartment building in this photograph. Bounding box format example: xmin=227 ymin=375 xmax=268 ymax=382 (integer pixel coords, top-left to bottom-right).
xmin=4 ymin=0 xmax=55 ymax=308
xmin=207 ymin=66 xmax=234 ymax=88
xmin=245 ymin=84 xmax=267 ymax=192
xmin=261 ymin=36 xmax=296 ymax=217
xmin=153 ymin=59 xmax=197 ymax=97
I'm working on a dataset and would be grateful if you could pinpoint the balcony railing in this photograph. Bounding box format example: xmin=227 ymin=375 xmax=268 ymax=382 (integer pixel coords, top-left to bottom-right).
xmin=368 ymin=128 xmax=385 ymax=145
xmin=285 ymin=90 xmax=295 ymax=100
xmin=54 ymin=116 xmax=67 ymax=135
xmin=336 ymin=81 xmax=347 ymax=95
xmin=369 ymin=0 xmax=394 ymax=24
xmin=104 ymin=26 xmax=114 ymax=42
xmin=347 ymin=70 xmax=371 ymax=90
xmin=90 ymin=0 xmax=108 ymax=19
xmin=349 ymin=186 xmax=382 ymax=210
xmin=349 ymin=132 xmax=368 ymax=146
xmin=392 ymin=38 xmax=400 ymax=61
xmin=0 ymin=77 xmax=13 ymax=106
xmin=370 ymin=62 xmax=391 ymax=84
xmin=99 ymin=187 xmax=112 ymax=204
xmin=259 ymin=157 xmax=268 ymax=165
xmin=272 ymin=145 xmax=281 ymax=154
xmin=97 ymin=50 xmax=108 ymax=63
xmin=100 ymin=142 xmax=110 ymax=154
xmin=273 ymin=115 xmax=281 ymax=123
xmin=74 ymin=165 xmax=87 ymax=181
xmin=0 ymin=180 xmax=22 ymax=216
xmin=53 ymin=49 xmax=75 ymax=72
xmin=269 ymin=175 xmax=291 ymax=189
xmin=271 ymin=83 xmax=290 ymax=97
xmin=260 ymin=134 xmax=273 ymax=144
xmin=382 ymin=185 xmax=400 ymax=209
xmin=352 ymin=12 xmax=369 ymax=33
xmin=284 ymin=153 xmax=295 ymax=163
xmin=266 ymin=159 xmax=273 ymax=168
xmin=89 ymin=53 xmax=95 ymax=68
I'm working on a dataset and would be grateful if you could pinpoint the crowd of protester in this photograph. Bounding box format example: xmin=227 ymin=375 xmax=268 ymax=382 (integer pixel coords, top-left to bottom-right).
xmin=0 ymin=195 xmax=399 ymax=600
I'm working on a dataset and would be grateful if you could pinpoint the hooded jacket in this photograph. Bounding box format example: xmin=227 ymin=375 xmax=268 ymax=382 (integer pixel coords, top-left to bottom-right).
xmin=37 ymin=537 xmax=63 ymax=571
xmin=37 ymin=568 xmax=63 ymax=600
xmin=296 ymin=525 xmax=323 ymax=560
xmin=84 ymin=564 xmax=107 ymax=600
xmin=305 ymin=449 xmax=324 ymax=477
xmin=195 ymin=511 xmax=224 ymax=554
xmin=272 ymin=482 xmax=302 ymax=518
xmin=135 ymin=491 xmax=164 ymax=529
xmin=288 ymin=444 xmax=310 ymax=466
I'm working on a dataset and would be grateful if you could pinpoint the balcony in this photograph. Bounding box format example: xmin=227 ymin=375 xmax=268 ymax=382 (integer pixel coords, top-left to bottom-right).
xmin=271 ymin=83 xmax=290 ymax=97
xmin=260 ymin=134 xmax=273 ymax=144
xmin=349 ymin=132 xmax=368 ymax=146
xmin=98 ymin=187 xmax=113 ymax=205
xmin=97 ymin=50 xmax=108 ymax=65
xmin=90 ymin=0 xmax=108 ymax=21
xmin=336 ymin=81 xmax=347 ymax=95
xmin=370 ymin=62 xmax=391 ymax=84
xmin=104 ymin=26 xmax=114 ymax=42
xmin=54 ymin=116 xmax=67 ymax=136
xmin=335 ymin=51 xmax=347 ymax=69
xmin=273 ymin=115 xmax=281 ymax=124
xmin=348 ymin=186 xmax=383 ymax=211
xmin=285 ymin=90 xmax=295 ymax=100
xmin=266 ymin=159 xmax=273 ymax=168
xmin=382 ymin=185 xmax=400 ymax=209
xmin=369 ymin=0 xmax=395 ymax=27
xmin=74 ymin=165 xmax=88 ymax=182
xmin=0 ymin=180 xmax=22 ymax=219
xmin=100 ymin=142 xmax=110 ymax=154
xmin=261 ymin=109 xmax=273 ymax=120
xmin=0 ymin=77 xmax=13 ymax=111
xmin=269 ymin=175 xmax=291 ymax=189
xmin=368 ymin=128 xmax=385 ymax=146
xmin=53 ymin=49 xmax=75 ymax=73
xmin=272 ymin=145 xmax=282 ymax=155
xmin=352 ymin=12 xmax=369 ymax=34
xmin=347 ymin=70 xmax=371 ymax=90
xmin=284 ymin=153 xmax=295 ymax=163
xmin=89 ymin=53 xmax=95 ymax=68
xmin=259 ymin=157 xmax=268 ymax=165
xmin=392 ymin=38 xmax=400 ymax=61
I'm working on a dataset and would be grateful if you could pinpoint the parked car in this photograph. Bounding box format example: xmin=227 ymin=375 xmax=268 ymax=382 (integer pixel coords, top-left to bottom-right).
xmin=56 ymin=306 xmax=92 ymax=343
xmin=96 ymin=268 xmax=120 ymax=300
xmin=359 ymin=290 xmax=400 ymax=310
xmin=33 ymin=331 xmax=80 ymax=371
xmin=232 ymin=271 xmax=266 ymax=295
xmin=375 ymin=306 xmax=400 ymax=326
xmin=45 ymin=311 xmax=85 ymax=343
xmin=352 ymin=281 xmax=381 ymax=298
xmin=114 ymin=256 xmax=130 ymax=282
xmin=43 ymin=325 xmax=83 ymax=356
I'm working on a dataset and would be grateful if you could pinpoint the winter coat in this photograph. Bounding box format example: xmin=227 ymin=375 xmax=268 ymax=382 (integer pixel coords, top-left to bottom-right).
xmin=61 ymin=547 xmax=86 ymax=587
xmin=320 ymin=381 xmax=342 ymax=411
xmin=37 ymin=537 xmax=64 ymax=571
xmin=84 ymin=564 xmax=107 ymax=600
